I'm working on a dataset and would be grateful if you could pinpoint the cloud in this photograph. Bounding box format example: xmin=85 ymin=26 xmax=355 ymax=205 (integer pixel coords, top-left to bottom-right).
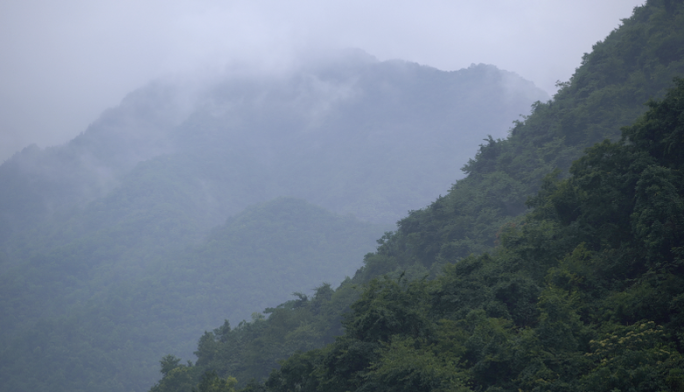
xmin=0 ymin=0 xmax=644 ymax=163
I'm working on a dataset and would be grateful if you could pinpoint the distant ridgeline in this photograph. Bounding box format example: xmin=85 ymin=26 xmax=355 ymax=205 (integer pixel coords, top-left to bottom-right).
xmin=147 ymin=1 xmax=684 ymax=391
xmin=0 ymin=47 xmax=549 ymax=392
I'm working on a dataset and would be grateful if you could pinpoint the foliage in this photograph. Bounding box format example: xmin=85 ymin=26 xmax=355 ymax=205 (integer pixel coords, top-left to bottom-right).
xmin=147 ymin=2 xmax=684 ymax=391
xmin=212 ymin=75 xmax=683 ymax=392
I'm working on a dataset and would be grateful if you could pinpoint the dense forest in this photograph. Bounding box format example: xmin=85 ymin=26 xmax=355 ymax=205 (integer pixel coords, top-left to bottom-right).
xmin=147 ymin=1 xmax=684 ymax=391
xmin=0 ymin=37 xmax=548 ymax=392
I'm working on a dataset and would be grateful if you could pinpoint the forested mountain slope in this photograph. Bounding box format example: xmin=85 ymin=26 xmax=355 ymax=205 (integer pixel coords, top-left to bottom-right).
xmin=147 ymin=1 xmax=684 ymax=390
xmin=0 ymin=53 xmax=548 ymax=391
xmin=0 ymin=198 xmax=386 ymax=392
xmin=257 ymin=75 xmax=684 ymax=392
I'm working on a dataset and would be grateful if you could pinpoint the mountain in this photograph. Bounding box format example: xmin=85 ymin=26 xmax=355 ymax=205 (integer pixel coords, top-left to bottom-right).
xmin=145 ymin=1 xmax=684 ymax=390
xmin=0 ymin=54 xmax=547 ymax=246
xmin=0 ymin=52 xmax=548 ymax=392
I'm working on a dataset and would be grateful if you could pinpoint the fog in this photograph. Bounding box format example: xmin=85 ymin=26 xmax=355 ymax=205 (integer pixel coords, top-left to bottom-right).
xmin=0 ymin=0 xmax=644 ymax=163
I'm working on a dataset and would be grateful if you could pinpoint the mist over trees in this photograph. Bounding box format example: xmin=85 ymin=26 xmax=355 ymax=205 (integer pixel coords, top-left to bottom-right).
xmin=146 ymin=1 xmax=684 ymax=391
xmin=3 ymin=1 xmax=683 ymax=390
xmin=0 ymin=51 xmax=548 ymax=391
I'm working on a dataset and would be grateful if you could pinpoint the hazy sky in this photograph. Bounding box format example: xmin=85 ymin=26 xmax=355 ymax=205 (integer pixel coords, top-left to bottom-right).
xmin=0 ymin=0 xmax=644 ymax=163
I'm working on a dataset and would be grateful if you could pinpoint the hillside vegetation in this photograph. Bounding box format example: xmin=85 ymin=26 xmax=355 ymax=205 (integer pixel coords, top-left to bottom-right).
xmin=147 ymin=1 xmax=684 ymax=390
xmin=259 ymin=77 xmax=684 ymax=392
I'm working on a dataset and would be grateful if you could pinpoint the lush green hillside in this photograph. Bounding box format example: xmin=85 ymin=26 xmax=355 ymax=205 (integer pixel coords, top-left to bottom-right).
xmin=259 ymin=76 xmax=684 ymax=392
xmin=146 ymin=1 xmax=684 ymax=390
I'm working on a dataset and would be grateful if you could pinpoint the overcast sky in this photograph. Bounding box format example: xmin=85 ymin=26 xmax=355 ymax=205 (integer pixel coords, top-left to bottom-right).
xmin=0 ymin=0 xmax=644 ymax=163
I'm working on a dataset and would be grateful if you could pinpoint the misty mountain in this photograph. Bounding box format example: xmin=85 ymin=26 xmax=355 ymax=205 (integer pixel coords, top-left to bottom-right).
xmin=0 ymin=53 xmax=547 ymax=248
xmin=0 ymin=50 xmax=548 ymax=392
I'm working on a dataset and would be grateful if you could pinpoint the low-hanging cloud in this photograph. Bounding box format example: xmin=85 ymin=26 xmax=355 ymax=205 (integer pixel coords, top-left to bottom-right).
xmin=0 ymin=0 xmax=644 ymax=163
